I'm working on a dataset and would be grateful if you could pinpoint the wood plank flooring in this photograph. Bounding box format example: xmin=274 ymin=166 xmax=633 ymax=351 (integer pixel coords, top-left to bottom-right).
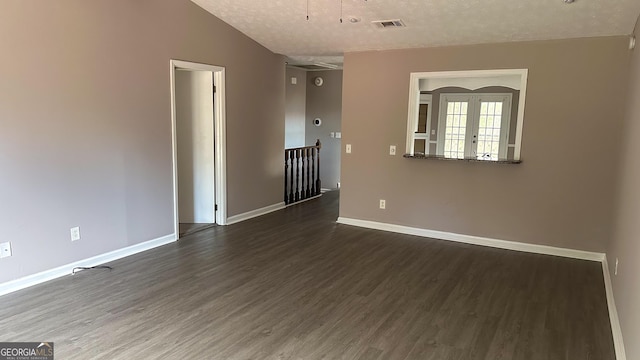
xmin=0 ymin=191 xmax=615 ymax=359
xmin=179 ymin=222 xmax=216 ymax=237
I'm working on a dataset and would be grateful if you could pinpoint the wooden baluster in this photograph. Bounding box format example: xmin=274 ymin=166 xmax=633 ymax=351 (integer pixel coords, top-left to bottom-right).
xmin=315 ymin=139 xmax=321 ymax=195
xmin=306 ymin=148 xmax=311 ymax=198
xmin=284 ymin=141 xmax=324 ymax=205
xmin=299 ymin=149 xmax=304 ymax=201
xmin=284 ymin=150 xmax=289 ymax=204
xmin=295 ymin=149 xmax=300 ymax=202
xmin=289 ymin=150 xmax=294 ymax=203
xmin=311 ymin=148 xmax=316 ymax=195
xmin=301 ymin=148 xmax=306 ymax=200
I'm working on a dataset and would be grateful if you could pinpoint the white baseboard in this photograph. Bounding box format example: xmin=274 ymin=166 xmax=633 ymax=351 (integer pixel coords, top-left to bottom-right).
xmin=602 ymin=256 xmax=627 ymax=360
xmin=336 ymin=217 xmax=605 ymax=262
xmin=226 ymin=202 xmax=285 ymax=225
xmin=0 ymin=234 xmax=176 ymax=298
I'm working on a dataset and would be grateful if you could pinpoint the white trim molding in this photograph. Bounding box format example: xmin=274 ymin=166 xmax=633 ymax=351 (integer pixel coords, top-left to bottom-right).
xmin=336 ymin=217 xmax=605 ymax=262
xmin=170 ymin=60 xmax=228 ymax=230
xmin=0 ymin=234 xmax=176 ymax=298
xmin=602 ymin=256 xmax=627 ymax=360
xmin=226 ymin=202 xmax=286 ymax=225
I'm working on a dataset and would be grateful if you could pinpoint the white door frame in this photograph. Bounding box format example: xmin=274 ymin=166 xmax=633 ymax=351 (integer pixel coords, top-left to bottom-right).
xmin=170 ymin=59 xmax=228 ymax=238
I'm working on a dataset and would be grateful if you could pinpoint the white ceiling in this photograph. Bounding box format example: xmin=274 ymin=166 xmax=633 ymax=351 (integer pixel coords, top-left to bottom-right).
xmin=191 ymin=0 xmax=640 ymax=65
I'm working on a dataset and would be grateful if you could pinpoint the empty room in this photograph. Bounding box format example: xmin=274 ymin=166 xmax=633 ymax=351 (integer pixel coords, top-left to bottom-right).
xmin=1 ymin=0 xmax=640 ymax=359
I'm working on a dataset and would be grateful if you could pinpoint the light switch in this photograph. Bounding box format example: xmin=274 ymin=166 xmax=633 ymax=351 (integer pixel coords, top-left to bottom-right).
xmin=291 ymin=77 xmax=297 ymax=85
xmin=431 ymin=129 xmax=436 ymax=135
xmin=335 ymin=132 xmax=342 ymax=139
xmin=390 ymin=145 xmax=396 ymax=155
xmin=346 ymin=144 xmax=352 ymax=154
xmin=330 ymin=132 xmax=335 ymax=138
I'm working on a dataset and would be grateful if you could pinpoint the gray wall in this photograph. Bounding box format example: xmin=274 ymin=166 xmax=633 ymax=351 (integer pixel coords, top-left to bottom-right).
xmin=0 ymin=0 xmax=285 ymax=283
xmin=608 ymin=20 xmax=640 ymax=359
xmin=340 ymin=36 xmax=629 ymax=252
xmin=285 ymin=67 xmax=307 ymax=148
xmin=306 ymin=70 xmax=343 ymax=189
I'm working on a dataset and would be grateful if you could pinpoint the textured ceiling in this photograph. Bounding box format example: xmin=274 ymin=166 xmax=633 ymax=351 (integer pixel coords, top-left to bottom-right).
xmin=191 ymin=0 xmax=640 ymax=64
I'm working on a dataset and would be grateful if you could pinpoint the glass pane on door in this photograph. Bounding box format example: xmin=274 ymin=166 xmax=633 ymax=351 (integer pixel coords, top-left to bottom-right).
xmin=476 ymin=101 xmax=503 ymax=161
xmin=443 ymin=101 xmax=468 ymax=159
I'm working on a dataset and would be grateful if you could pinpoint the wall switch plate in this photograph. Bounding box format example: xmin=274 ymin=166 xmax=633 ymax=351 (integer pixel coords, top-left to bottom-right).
xmin=390 ymin=145 xmax=396 ymax=155
xmin=291 ymin=77 xmax=297 ymax=85
xmin=0 ymin=242 xmax=11 ymax=258
xmin=70 ymin=227 xmax=81 ymax=241
xmin=335 ymin=132 xmax=341 ymax=139
xmin=346 ymin=144 xmax=352 ymax=153
xmin=330 ymin=132 xmax=335 ymax=138
xmin=431 ymin=129 xmax=436 ymax=135
xmin=379 ymin=199 xmax=386 ymax=209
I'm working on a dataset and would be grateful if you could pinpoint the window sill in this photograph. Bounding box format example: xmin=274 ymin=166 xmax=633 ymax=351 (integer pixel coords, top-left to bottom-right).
xmin=403 ymin=153 xmax=522 ymax=164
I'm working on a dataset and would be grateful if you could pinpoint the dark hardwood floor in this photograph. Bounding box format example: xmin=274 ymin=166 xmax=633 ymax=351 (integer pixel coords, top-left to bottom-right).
xmin=179 ymin=222 xmax=216 ymax=237
xmin=0 ymin=191 xmax=615 ymax=359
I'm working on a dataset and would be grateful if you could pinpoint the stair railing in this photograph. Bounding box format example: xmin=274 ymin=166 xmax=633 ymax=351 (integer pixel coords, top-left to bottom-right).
xmin=284 ymin=139 xmax=321 ymax=205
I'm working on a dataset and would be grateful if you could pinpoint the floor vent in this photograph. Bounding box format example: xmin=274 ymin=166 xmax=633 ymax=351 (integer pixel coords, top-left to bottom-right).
xmin=372 ymin=19 xmax=406 ymax=28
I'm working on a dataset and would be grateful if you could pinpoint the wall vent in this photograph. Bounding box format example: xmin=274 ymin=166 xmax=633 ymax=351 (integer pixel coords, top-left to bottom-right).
xmin=372 ymin=19 xmax=406 ymax=28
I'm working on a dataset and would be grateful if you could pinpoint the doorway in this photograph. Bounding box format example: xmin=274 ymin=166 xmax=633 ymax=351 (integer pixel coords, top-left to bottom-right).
xmin=170 ymin=60 xmax=227 ymax=239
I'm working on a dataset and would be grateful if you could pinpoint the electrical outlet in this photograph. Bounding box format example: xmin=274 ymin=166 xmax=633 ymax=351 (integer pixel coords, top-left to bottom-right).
xmin=0 ymin=242 xmax=11 ymax=258
xmin=70 ymin=227 xmax=81 ymax=241
xmin=379 ymin=199 xmax=386 ymax=209
xmin=615 ymin=258 xmax=619 ymax=276
xmin=346 ymin=144 xmax=352 ymax=154
xmin=390 ymin=145 xmax=396 ymax=155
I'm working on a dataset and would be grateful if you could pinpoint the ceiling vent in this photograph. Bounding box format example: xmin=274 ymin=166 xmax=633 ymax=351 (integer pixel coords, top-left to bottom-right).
xmin=314 ymin=62 xmax=340 ymax=70
xmin=372 ymin=19 xmax=406 ymax=29
xmin=291 ymin=63 xmax=342 ymax=71
xmin=294 ymin=65 xmax=328 ymax=70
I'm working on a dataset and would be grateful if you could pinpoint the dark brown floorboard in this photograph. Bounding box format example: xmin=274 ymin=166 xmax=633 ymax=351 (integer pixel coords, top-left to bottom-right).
xmin=179 ymin=222 xmax=216 ymax=237
xmin=0 ymin=191 xmax=615 ymax=359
